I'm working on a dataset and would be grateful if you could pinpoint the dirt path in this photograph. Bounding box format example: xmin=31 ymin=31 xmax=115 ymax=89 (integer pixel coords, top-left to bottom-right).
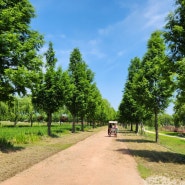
xmin=0 ymin=129 xmax=146 ymax=185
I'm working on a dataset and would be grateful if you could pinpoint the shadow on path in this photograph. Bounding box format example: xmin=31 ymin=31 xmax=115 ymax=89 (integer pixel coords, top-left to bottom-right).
xmin=116 ymin=138 xmax=154 ymax=143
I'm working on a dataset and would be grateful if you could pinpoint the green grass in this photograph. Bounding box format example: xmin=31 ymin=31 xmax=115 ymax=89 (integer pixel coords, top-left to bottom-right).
xmin=0 ymin=124 xmax=47 ymax=144
xmin=145 ymin=132 xmax=185 ymax=155
xmin=137 ymin=162 xmax=152 ymax=179
xmin=0 ymin=122 xmax=94 ymax=149
xmin=160 ymin=130 xmax=185 ymax=138
xmin=121 ymin=128 xmax=185 ymax=180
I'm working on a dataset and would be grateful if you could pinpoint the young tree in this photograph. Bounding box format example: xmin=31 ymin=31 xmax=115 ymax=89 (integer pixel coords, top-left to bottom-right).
xmin=32 ymin=42 xmax=68 ymax=136
xmin=86 ymin=84 xmax=104 ymax=127
xmin=119 ymin=90 xmax=135 ymax=130
xmin=119 ymin=57 xmax=148 ymax=133
xmin=137 ymin=31 xmax=174 ymax=142
xmin=0 ymin=101 xmax=8 ymax=122
xmin=158 ymin=113 xmax=173 ymax=126
xmin=19 ymin=96 xmax=35 ymax=126
xmin=66 ymin=48 xmax=94 ymax=132
xmin=98 ymin=99 xmax=114 ymax=125
xmin=78 ymin=64 xmax=95 ymax=131
xmin=0 ymin=0 xmax=44 ymax=101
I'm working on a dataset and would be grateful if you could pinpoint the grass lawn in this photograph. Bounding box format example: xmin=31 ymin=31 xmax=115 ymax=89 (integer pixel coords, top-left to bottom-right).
xmin=119 ymin=128 xmax=185 ymax=181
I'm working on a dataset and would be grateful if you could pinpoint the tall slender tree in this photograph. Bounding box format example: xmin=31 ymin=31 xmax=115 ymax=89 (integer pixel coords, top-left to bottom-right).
xmin=119 ymin=57 xmax=148 ymax=133
xmin=137 ymin=31 xmax=174 ymax=142
xmin=86 ymin=83 xmax=102 ymax=127
xmin=66 ymin=48 xmax=94 ymax=132
xmin=32 ymin=42 xmax=68 ymax=136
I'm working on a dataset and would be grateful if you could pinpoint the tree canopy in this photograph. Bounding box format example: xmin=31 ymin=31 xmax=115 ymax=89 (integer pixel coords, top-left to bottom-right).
xmin=0 ymin=0 xmax=44 ymax=101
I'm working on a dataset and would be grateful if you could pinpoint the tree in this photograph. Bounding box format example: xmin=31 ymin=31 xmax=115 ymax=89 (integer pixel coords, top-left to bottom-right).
xmin=119 ymin=91 xmax=135 ymax=129
xmin=163 ymin=1 xmax=185 ymax=124
xmin=173 ymin=103 xmax=185 ymax=127
xmin=19 ymin=96 xmax=35 ymax=126
xmin=173 ymin=62 xmax=185 ymax=127
xmin=66 ymin=48 xmax=94 ymax=132
xmin=158 ymin=113 xmax=173 ymax=126
xmin=86 ymin=83 xmax=102 ymax=127
xmin=78 ymin=64 xmax=95 ymax=131
xmin=137 ymin=31 xmax=174 ymax=142
xmin=0 ymin=101 xmax=8 ymax=122
xmin=32 ymin=42 xmax=67 ymax=136
xmin=126 ymin=57 xmax=144 ymax=132
xmin=164 ymin=0 xmax=185 ymax=62
xmin=98 ymin=99 xmax=114 ymax=125
xmin=119 ymin=57 xmax=148 ymax=133
xmin=0 ymin=0 xmax=44 ymax=101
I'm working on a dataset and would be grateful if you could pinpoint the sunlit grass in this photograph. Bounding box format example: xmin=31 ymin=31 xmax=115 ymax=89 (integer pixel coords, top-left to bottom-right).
xmin=0 ymin=122 xmax=94 ymax=148
xmin=137 ymin=162 xmax=152 ymax=179
xmin=120 ymin=128 xmax=185 ymax=180
xmin=145 ymin=132 xmax=185 ymax=155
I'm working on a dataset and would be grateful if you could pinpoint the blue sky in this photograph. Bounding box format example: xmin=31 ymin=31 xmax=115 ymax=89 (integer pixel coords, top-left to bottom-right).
xmin=29 ymin=0 xmax=175 ymax=113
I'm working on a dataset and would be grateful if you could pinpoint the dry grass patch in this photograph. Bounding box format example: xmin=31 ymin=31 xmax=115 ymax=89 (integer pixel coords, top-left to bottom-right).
xmin=118 ymin=129 xmax=185 ymax=183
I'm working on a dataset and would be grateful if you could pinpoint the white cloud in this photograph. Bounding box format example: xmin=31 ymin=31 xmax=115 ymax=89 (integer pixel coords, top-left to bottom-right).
xmin=45 ymin=34 xmax=55 ymax=40
xmin=98 ymin=0 xmax=174 ymax=39
xmin=59 ymin=34 xmax=66 ymax=39
xmin=45 ymin=33 xmax=66 ymax=40
xmin=117 ymin=50 xmax=126 ymax=57
xmin=88 ymin=39 xmax=100 ymax=46
xmin=88 ymin=48 xmax=106 ymax=59
xmin=142 ymin=0 xmax=174 ymax=30
xmin=85 ymin=39 xmax=106 ymax=59
xmin=98 ymin=25 xmax=114 ymax=36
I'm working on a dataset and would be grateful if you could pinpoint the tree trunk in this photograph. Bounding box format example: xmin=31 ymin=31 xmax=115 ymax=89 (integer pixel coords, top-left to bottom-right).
xmin=93 ymin=121 xmax=95 ymax=128
xmin=131 ymin=122 xmax=133 ymax=131
xmin=154 ymin=111 xmax=158 ymax=143
xmin=140 ymin=122 xmax=145 ymax=135
xmin=14 ymin=115 xmax=18 ymax=126
xmin=72 ymin=115 xmax=76 ymax=133
xmin=30 ymin=114 xmax=33 ymax=127
xmin=81 ymin=117 xmax=84 ymax=132
xmin=135 ymin=122 xmax=139 ymax=133
xmin=47 ymin=112 xmax=52 ymax=136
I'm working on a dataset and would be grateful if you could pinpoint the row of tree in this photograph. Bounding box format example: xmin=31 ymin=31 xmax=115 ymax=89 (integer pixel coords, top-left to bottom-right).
xmin=0 ymin=0 xmax=117 ymax=135
xmin=32 ymin=44 xmax=117 ymax=135
xmin=0 ymin=94 xmax=116 ymax=128
xmin=118 ymin=0 xmax=185 ymax=142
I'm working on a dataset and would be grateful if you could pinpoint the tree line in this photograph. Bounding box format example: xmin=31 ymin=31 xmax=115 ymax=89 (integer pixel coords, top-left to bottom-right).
xmin=118 ymin=0 xmax=185 ymax=142
xmin=0 ymin=0 xmax=117 ymax=135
